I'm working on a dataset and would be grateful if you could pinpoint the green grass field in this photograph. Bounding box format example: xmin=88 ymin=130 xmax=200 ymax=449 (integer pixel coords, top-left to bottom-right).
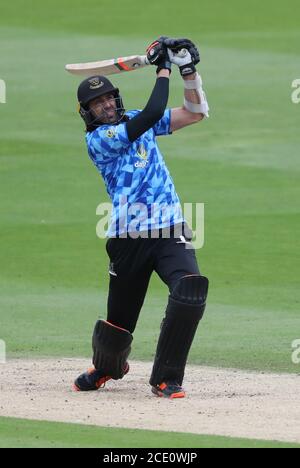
xmin=1 ymin=417 xmax=299 ymax=449
xmin=0 ymin=0 xmax=299 ymax=448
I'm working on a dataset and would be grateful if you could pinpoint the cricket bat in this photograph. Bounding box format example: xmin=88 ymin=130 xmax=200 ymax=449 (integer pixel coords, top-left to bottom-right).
xmin=65 ymin=50 xmax=187 ymax=77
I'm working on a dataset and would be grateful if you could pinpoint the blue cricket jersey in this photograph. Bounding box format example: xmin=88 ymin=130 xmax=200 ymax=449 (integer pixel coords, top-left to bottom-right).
xmin=86 ymin=109 xmax=184 ymax=236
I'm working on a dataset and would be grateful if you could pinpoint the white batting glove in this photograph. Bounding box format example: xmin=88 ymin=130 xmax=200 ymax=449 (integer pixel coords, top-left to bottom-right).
xmin=167 ymin=48 xmax=196 ymax=76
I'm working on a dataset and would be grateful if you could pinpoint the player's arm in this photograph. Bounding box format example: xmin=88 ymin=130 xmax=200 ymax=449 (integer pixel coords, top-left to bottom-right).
xmin=126 ymin=40 xmax=171 ymax=143
xmin=170 ymin=72 xmax=205 ymax=132
xmin=164 ymin=41 xmax=209 ymax=132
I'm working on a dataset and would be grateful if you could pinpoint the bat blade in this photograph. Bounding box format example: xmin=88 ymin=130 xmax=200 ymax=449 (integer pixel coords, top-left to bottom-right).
xmin=65 ymin=55 xmax=149 ymax=76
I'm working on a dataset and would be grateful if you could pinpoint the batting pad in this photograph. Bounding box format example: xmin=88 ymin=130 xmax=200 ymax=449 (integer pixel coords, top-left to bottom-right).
xmin=92 ymin=320 xmax=133 ymax=380
xmin=150 ymin=275 xmax=209 ymax=386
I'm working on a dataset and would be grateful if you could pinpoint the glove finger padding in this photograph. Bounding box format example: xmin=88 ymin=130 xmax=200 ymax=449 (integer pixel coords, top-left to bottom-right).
xmin=146 ymin=37 xmax=172 ymax=73
xmin=164 ymin=37 xmax=195 ymax=50
xmin=146 ymin=40 xmax=165 ymax=65
xmin=146 ymin=36 xmax=170 ymax=66
xmin=189 ymin=46 xmax=200 ymax=65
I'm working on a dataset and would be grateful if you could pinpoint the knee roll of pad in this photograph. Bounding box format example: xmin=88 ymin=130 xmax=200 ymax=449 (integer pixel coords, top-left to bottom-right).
xmin=150 ymin=275 xmax=209 ymax=386
xmin=92 ymin=320 xmax=133 ymax=380
xmin=172 ymin=274 xmax=209 ymax=316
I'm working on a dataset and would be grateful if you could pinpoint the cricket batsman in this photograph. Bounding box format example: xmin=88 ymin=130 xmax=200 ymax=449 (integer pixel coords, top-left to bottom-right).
xmin=74 ymin=37 xmax=209 ymax=398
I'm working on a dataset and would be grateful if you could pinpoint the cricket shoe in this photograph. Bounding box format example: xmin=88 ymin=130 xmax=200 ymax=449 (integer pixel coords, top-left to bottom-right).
xmin=151 ymin=381 xmax=186 ymax=399
xmin=73 ymin=362 xmax=129 ymax=392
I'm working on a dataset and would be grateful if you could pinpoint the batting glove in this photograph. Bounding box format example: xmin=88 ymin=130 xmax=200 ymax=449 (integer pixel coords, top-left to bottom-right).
xmin=167 ymin=48 xmax=196 ymax=77
xmin=163 ymin=37 xmax=200 ymax=65
xmin=146 ymin=37 xmax=172 ymax=74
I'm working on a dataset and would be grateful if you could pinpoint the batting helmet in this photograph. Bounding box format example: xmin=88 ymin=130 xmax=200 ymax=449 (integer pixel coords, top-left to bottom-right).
xmin=77 ymin=75 xmax=125 ymax=131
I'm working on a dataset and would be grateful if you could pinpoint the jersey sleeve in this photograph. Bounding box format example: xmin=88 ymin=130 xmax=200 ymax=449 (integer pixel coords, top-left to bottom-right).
xmin=86 ymin=122 xmax=131 ymax=164
xmin=152 ymin=109 xmax=172 ymax=136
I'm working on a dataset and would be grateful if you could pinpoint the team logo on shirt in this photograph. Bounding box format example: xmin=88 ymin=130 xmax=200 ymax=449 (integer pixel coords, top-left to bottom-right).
xmin=106 ymin=128 xmax=116 ymax=138
xmin=135 ymin=144 xmax=148 ymax=168
xmin=137 ymin=144 xmax=147 ymax=159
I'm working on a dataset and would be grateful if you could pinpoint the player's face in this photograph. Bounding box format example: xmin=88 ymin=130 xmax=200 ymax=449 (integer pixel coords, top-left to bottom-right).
xmin=89 ymin=93 xmax=118 ymax=123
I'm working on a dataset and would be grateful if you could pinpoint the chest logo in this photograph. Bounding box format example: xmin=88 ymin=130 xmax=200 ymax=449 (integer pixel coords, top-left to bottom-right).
xmin=137 ymin=143 xmax=147 ymax=160
xmin=135 ymin=144 xmax=148 ymax=168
